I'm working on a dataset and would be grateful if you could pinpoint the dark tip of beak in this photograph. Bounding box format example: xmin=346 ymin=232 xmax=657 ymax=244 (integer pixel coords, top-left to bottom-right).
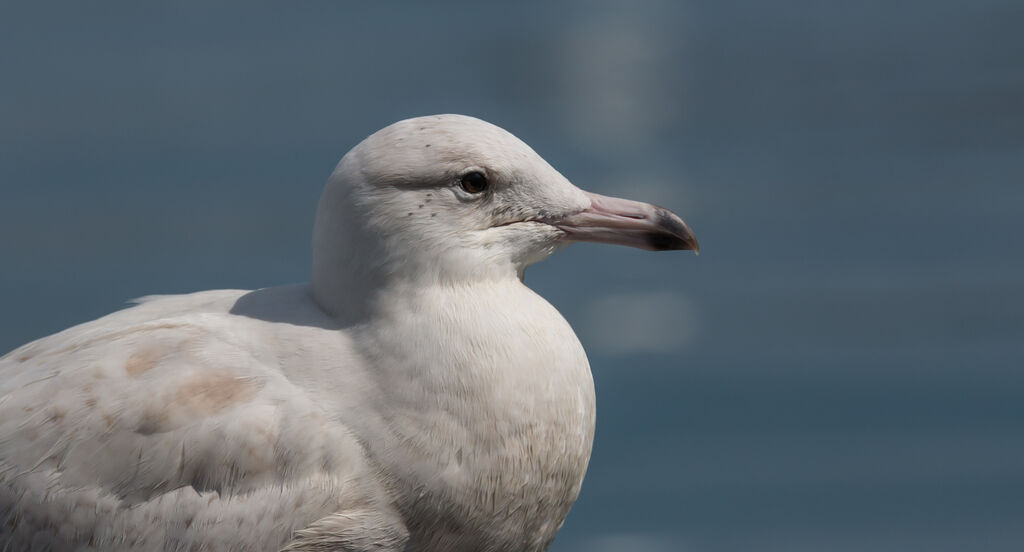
xmin=648 ymin=209 xmax=700 ymax=253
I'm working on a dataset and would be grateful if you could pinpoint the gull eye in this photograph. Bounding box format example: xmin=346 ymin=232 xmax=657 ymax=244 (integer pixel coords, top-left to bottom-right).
xmin=459 ymin=171 xmax=489 ymax=194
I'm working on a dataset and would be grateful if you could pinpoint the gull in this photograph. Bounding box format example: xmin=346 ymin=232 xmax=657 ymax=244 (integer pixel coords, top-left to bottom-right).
xmin=0 ymin=114 xmax=698 ymax=551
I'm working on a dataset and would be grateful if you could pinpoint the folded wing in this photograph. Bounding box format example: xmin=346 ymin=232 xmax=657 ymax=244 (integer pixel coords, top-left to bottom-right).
xmin=0 ymin=301 xmax=403 ymax=551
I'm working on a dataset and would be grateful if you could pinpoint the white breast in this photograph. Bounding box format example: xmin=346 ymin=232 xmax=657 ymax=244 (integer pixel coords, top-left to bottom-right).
xmin=337 ymin=279 xmax=596 ymax=552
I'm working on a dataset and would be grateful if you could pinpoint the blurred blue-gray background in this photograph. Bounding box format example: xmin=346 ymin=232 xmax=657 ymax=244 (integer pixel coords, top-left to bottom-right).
xmin=2 ymin=2 xmax=1022 ymax=550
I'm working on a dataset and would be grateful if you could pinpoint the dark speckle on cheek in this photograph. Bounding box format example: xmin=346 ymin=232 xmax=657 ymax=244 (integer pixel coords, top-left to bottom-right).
xmin=425 ymin=198 xmax=431 ymax=203
xmin=407 ymin=212 xmax=413 ymax=217
xmin=418 ymin=204 xmax=423 ymax=208
xmin=425 ymin=144 xmax=431 ymax=148
xmin=431 ymin=213 xmax=437 ymax=217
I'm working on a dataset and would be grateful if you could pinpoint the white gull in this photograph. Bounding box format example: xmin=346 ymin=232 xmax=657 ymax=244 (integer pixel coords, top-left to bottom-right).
xmin=0 ymin=114 xmax=697 ymax=551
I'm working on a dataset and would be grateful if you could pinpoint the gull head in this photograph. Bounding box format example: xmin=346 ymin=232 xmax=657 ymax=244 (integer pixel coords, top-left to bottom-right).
xmin=312 ymin=115 xmax=697 ymax=314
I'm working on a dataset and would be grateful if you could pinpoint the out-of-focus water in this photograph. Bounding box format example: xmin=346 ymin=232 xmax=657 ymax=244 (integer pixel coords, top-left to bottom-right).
xmin=2 ymin=2 xmax=1022 ymax=550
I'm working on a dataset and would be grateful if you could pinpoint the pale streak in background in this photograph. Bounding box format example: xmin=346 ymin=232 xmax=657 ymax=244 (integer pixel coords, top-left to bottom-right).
xmin=554 ymin=1 xmax=684 ymax=155
xmin=581 ymin=291 xmax=699 ymax=354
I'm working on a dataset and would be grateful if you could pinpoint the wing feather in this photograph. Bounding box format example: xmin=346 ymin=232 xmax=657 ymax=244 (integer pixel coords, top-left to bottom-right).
xmin=0 ymin=304 xmax=392 ymax=551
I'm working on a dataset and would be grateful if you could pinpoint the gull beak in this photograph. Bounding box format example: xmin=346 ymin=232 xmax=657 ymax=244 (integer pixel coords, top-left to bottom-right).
xmin=551 ymin=191 xmax=699 ymax=252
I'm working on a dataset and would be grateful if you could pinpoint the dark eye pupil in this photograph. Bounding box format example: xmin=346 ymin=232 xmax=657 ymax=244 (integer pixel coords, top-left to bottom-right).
xmin=460 ymin=172 xmax=488 ymax=194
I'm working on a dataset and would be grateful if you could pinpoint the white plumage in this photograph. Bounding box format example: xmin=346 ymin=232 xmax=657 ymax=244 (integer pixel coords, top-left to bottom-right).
xmin=0 ymin=115 xmax=696 ymax=551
